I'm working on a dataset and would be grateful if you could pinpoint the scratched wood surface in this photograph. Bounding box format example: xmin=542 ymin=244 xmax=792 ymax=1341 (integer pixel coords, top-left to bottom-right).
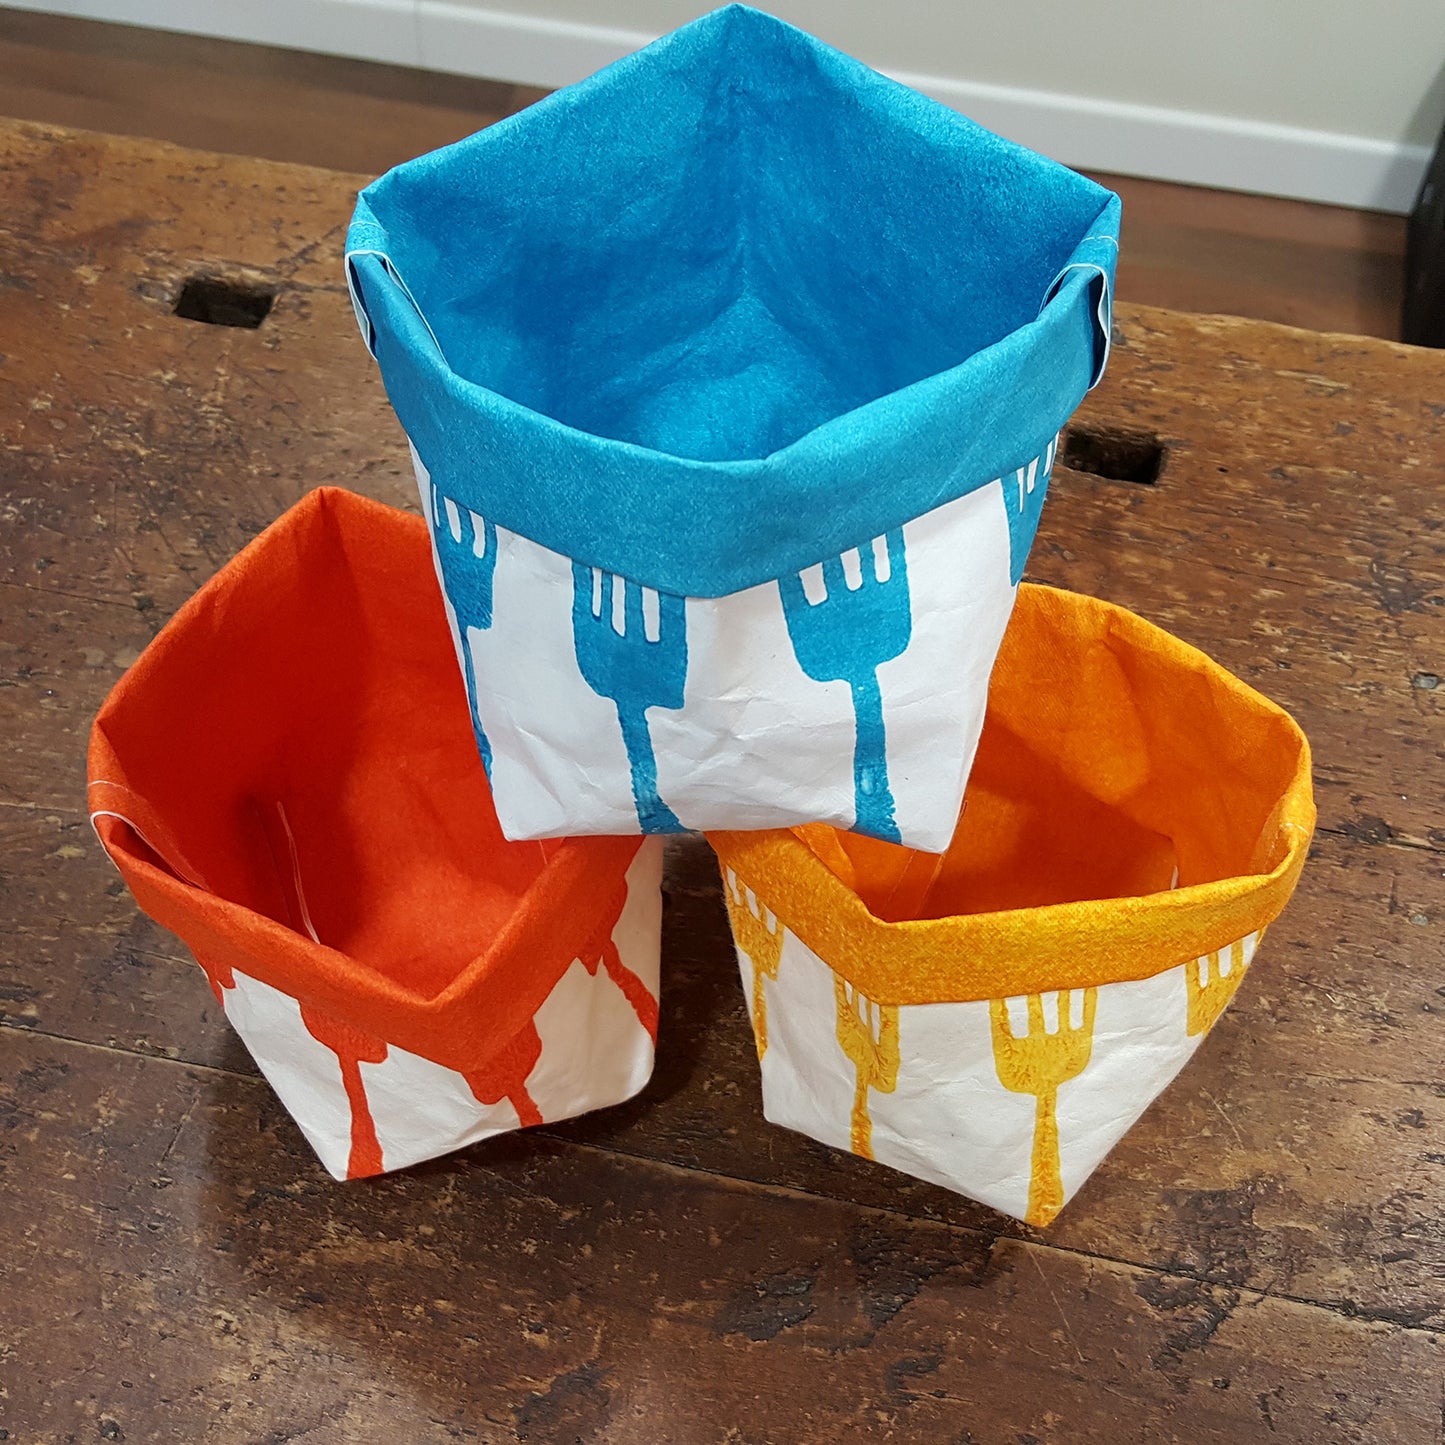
xmin=0 ymin=121 xmax=1442 ymax=1444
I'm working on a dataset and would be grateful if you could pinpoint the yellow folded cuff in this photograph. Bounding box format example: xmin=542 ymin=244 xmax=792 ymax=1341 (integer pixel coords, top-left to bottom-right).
xmin=710 ymin=584 xmax=1314 ymax=1007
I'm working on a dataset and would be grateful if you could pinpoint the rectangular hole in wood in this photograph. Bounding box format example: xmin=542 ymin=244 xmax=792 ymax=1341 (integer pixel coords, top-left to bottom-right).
xmin=173 ymin=275 xmax=275 ymax=329
xmin=1061 ymin=426 xmax=1166 ymax=485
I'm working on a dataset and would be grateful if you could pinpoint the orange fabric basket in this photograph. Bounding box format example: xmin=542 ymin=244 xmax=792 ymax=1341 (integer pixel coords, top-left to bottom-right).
xmin=710 ymin=583 xmax=1314 ymax=1224
xmin=88 ymin=488 xmax=663 ymax=1180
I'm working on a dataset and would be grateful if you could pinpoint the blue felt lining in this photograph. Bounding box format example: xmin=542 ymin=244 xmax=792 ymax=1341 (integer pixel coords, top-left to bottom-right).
xmin=347 ymin=4 xmax=1120 ymax=597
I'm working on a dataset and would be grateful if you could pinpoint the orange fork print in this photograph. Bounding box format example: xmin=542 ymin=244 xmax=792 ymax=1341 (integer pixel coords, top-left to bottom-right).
xmin=990 ymin=990 xmax=1098 ymax=1227
xmin=464 ymin=1022 xmax=544 ymax=1128
xmin=299 ymin=1003 xmax=389 ymax=1179
xmin=833 ymin=976 xmax=899 ymax=1159
xmin=581 ymin=879 xmax=659 ymax=1044
xmin=196 ymin=954 xmax=235 ymax=1006
xmin=722 ymin=869 xmax=785 ymax=1058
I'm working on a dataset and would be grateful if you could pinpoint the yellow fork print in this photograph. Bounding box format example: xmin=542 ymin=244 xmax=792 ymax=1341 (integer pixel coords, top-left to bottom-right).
xmin=990 ymin=989 xmax=1098 ymax=1227
xmin=1185 ymin=935 xmax=1252 ymax=1037
xmin=722 ymin=868 xmax=785 ymax=1058
xmin=834 ymin=976 xmax=900 ymax=1159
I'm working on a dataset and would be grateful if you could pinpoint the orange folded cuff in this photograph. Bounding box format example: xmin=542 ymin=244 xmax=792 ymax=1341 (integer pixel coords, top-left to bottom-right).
xmin=88 ymin=488 xmax=645 ymax=1076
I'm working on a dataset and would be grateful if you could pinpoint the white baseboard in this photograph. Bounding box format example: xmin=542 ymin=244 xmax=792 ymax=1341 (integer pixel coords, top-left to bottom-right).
xmin=897 ymin=69 xmax=1432 ymax=216
xmin=12 ymin=0 xmax=1432 ymax=212
xmin=417 ymin=1 xmax=648 ymax=86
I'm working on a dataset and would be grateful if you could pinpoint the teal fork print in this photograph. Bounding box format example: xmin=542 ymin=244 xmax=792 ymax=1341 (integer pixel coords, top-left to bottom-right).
xmin=431 ymin=480 xmax=498 ymax=775
xmin=571 ymin=566 xmax=688 ymax=833
xmin=780 ymin=532 xmax=911 ymax=843
xmin=1001 ymin=436 xmax=1060 ymax=586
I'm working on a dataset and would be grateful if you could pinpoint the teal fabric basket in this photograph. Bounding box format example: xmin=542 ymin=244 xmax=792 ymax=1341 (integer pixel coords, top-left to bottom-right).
xmin=346 ymin=5 xmax=1121 ymax=847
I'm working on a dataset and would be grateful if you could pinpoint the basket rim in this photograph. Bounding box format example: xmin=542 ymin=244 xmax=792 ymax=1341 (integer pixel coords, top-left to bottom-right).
xmin=707 ymin=584 xmax=1316 ymax=1006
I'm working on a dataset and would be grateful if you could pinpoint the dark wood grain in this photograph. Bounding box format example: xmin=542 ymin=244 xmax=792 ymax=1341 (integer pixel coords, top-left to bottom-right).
xmin=0 ymin=11 xmax=1409 ymax=339
xmin=5 ymin=1028 xmax=1442 ymax=1445
xmin=1087 ymin=171 xmax=1407 ymax=341
xmin=2 ymin=124 xmax=1439 ymax=834
xmin=1 ymin=121 xmax=1442 ymax=1443
xmin=6 ymin=812 xmax=1439 ymax=1327
xmin=0 ymin=7 xmax=532 ymax=176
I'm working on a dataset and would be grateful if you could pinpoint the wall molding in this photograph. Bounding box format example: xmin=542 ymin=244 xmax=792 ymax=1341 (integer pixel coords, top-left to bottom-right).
xmin=899 ymin=68 xmax=1432 ymax=215
xmin=15 ymin=0 xmax=1432 ymax=212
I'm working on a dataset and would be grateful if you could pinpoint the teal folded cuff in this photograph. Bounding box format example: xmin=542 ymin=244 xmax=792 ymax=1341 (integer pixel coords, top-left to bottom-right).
xmin=347 ymin=4 xmax=1120 ymax=598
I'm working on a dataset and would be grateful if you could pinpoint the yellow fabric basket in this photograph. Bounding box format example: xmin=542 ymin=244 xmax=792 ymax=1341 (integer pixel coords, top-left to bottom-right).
xmin=709 ymin=583 xmax=1314 ymax=1225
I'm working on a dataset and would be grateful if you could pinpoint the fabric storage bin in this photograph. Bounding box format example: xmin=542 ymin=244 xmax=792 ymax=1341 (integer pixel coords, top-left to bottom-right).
xmin=345 ymin=4 xmax=1120 ymax=849
xmin=88 ymin=488 xmax=663 ymax=1181
xmin=709 ymin=584 xmax=1314 ymax=1225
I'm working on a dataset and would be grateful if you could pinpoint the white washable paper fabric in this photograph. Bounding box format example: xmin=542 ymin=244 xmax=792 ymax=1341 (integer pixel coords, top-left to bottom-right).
xmin=728 ymin=896 xmax=1261 ymax=1223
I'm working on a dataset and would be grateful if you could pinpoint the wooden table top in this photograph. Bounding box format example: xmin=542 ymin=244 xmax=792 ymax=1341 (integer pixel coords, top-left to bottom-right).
xmin=1 ymin=120 xmax=1441 ymax=1444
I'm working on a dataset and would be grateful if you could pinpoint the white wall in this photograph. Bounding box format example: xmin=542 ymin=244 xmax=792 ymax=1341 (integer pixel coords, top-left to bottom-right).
xmin=17 ymin=0 xmax=1445 ymax=210
xmin=460 ymin=0 xmax=1445 ymax=150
